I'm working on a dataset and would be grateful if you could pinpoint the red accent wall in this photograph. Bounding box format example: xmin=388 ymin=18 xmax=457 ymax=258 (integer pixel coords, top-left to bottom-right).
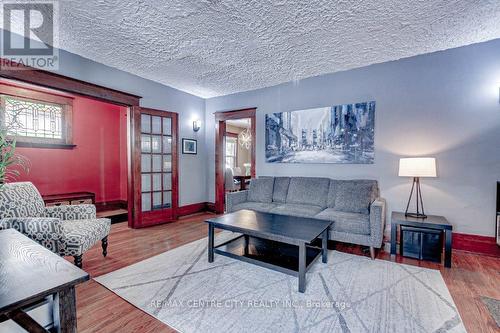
xmin=15 ymin=95 xmax=128 ymax=203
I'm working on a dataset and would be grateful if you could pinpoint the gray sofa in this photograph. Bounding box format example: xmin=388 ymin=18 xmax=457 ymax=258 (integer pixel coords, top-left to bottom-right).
xmin=226 ymin=176 xmax=386 ymax=259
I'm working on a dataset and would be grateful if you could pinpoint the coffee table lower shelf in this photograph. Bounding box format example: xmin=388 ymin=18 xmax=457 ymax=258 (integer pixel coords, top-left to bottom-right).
xmin=214 ymin=235 xmax=322 ymax=281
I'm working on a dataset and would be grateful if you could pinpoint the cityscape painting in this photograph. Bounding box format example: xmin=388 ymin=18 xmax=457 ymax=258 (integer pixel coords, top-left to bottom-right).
xmin=265 ymin=101 xmax=375 ymax=164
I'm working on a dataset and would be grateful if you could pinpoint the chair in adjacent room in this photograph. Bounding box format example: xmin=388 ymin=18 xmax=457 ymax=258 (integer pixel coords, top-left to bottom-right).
xmin=224 ymin=167 xmax=240 ymax=192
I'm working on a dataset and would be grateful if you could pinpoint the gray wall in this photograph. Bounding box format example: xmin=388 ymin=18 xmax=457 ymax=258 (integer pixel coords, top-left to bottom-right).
xmin=206 ymin=38 xmax=500 ymax=237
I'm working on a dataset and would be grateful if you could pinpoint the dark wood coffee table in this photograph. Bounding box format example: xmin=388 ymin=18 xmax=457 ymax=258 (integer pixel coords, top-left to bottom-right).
xmin=205 ymin=209 xmax=332 ymax=293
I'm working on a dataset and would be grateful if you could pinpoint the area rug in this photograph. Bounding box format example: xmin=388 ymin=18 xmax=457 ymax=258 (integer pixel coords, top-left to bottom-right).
xmin=95 ymin=233 xmax=466 ymax=332
xmin=481 ymin=296 xmax=500 ymax=327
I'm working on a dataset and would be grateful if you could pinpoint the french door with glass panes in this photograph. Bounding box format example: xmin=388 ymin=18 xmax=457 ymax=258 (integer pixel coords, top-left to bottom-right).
xmin=130 ymin=107 xmax=178 ymax=228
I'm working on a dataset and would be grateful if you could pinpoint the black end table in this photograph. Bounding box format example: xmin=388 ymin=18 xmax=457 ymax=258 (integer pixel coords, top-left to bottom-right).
xmin=391 ymin=211 xmax=453 ymax=268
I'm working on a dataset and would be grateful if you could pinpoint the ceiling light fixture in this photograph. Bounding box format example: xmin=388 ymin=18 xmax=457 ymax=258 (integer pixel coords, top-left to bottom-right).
xmin=238 ymin=119 xmax=252 ymax=150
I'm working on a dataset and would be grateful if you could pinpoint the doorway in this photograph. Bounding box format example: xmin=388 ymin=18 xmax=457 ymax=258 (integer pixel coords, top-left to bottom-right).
xmin=214 ymin=108 xmax=256 ymax=213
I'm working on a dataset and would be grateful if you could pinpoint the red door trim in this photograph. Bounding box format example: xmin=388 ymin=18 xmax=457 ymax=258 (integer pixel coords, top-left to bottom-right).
xmin=0 ymin=59 xmax=141 ymax=106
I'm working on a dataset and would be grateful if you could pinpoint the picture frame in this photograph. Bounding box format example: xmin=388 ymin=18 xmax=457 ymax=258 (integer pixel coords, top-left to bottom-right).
xmin=182 ymin=138 xmax=197 ymax=154
xmin=265 ymin=101 xmax=375 ymax=164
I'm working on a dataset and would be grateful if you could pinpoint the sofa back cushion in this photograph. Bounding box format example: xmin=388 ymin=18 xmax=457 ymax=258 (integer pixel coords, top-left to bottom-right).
xmin=332 ymin=180 xmax=379 ymax=214
xmin=247 ymin=177 xmax=274 ymax=203
xmin=0 ymin=182 xmax=46 ymax=218
xmin=272 ymin=177 xmax=290 ymax=203
xmin=326 ymin=180 xmax=339 ymax=208
xmin=286 ymin=177 xmax=330 ymax=208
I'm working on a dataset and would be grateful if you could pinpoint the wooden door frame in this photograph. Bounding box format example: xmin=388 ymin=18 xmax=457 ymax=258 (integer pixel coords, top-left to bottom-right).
xmin=0 ymin=60 xmax=141 ymax=106
xmin=0 ymin=60 xmax=143 ymax=226
xmin=130 ymin=107 xmax=179 ymax=228
xmin=214 ymin=108 xmax=256 ymax=213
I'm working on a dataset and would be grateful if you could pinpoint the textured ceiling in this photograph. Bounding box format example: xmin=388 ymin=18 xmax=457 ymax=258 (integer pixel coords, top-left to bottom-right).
xmin=48 ymin=1 xmax=500 ymax=97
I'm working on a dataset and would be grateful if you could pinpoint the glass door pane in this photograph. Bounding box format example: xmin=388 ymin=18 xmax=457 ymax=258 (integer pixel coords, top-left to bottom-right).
xmin=141 ymin=114 xmax=151 ymax=132
xmin=152 ymin=116 xmax=162 ymax=134
xmin=141 ymin=112 xmax=174 ymax=213
xmin=163 ymin=118 xmax=171 ymax=135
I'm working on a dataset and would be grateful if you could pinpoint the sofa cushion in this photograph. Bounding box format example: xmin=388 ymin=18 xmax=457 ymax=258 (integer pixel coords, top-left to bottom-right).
xmin=315 ymin=209 xmax=370 ymax=235
xmin=285 ymin=177 xmax=330 ymax=208
xmin=334 ymin=180 xmax=378 ymax=214
xmin=326 ymin=180 xmax=339 ymax=208
xmin=270 ymin=204 xmax=324 ymax=218
xmin=272 ymin=177 xmax=290 ymax=203
xmin=247 ymin=178 xmax=274 ymax=203
xmin=232 ymin=202 xmax=278 ymax=213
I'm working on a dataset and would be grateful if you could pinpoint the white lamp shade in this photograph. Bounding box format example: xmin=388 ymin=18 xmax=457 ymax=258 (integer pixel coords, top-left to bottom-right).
xmin=398 ymin=157 xmax=437 ymax=177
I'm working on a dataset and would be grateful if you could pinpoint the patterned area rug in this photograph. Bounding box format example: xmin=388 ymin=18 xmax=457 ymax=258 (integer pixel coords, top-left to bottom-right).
xmin=481 ymin=296 xmax=500 ymax=327
xmin=95 ymin=233 xmax=466 ymax=333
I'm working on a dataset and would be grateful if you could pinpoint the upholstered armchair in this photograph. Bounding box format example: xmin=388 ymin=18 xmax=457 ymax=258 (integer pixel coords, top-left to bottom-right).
xmin=0 ymin=182 xmax=111 ymax=268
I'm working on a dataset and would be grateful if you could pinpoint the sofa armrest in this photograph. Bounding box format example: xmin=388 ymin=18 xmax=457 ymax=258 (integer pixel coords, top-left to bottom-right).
xmin=0 ymin=217 xmax=62 ymax=253
xmin=45 ymin=204 xmax=96 ymax=220
xmin=225 ymin=190 xmax=248 ymax=212
xmin=369 ymin=198 xmax=386 ymax=248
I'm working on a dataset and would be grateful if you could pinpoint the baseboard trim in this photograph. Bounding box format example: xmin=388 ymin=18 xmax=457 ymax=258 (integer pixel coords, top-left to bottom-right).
xmin=177 ymin=202 xmax=209 ymax=217
xmin=452 ymin=232 xmax=499 ymax=257
xmin=206 ymin=202 xmax=216 ymax=213
xmin=384 ymin=231 xmax=499 ymax=257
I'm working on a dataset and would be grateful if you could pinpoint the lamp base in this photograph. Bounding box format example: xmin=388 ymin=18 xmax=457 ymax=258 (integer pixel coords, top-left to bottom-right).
xmin=404 ymin=212 xmax=427 ymax=219
xmin=404 ymin=177 xmax=428 ymax=219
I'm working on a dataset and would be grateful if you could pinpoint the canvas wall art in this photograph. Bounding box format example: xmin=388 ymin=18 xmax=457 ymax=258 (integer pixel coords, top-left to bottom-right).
xmin=265 ymin=101 xmax=375 ymax=164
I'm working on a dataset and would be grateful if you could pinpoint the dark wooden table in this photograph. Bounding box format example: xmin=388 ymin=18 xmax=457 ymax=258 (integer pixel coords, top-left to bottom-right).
xmin=0 ymin=229 xmax=89 ymax=333
xmin=391 ymin=211 xmax=453 ymax=268
xmin=205 ymin=209 xmax=332 ymax=293
xmin=233 ymin=175 xmax=251 ymax=190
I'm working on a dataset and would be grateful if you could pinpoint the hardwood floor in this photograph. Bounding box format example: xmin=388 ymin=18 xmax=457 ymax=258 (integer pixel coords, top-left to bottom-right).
xmin=75 ymin=213 xmax=500 ymax=333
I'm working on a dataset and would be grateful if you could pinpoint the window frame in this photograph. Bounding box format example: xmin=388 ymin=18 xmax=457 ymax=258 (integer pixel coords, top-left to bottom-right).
xmin=225 ymin=133 xmax=238 ymax=169
xmin=0 ymin=84 xmax=74 ymax=148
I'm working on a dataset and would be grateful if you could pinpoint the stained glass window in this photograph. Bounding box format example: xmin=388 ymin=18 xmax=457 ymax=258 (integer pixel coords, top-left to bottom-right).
xmin=3 ymin=96 xmax=63 ymax=139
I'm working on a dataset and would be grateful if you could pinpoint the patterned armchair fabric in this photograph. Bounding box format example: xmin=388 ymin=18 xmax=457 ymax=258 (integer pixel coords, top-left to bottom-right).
xmin=58 ymin=219 xmax=111 ymax=256
xmin=0 ymin=182 xmax=46 ymax=218
xmin=0 ymin=217 xmax=62 ymax=253
xmin=0 ymin=182 xmax=111 ymax=263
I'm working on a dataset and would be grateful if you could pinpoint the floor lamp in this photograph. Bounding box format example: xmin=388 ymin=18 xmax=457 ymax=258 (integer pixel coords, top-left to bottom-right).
xmin=399 ymin=157 xmax=437 ymax=219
